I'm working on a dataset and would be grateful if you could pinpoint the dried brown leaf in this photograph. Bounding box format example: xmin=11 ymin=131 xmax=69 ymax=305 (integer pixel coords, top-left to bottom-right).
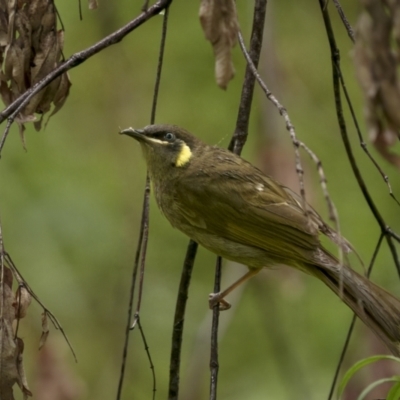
xmin=199 ymin=0 xmax=238 ymax=89
xmin=7 ymin=0 xmax=16 ymax=45
xmin=14 ymin=286 xmax=32 ymax=319
xmin=48 ymin=71 xmax=71 ymax=118
xmin=88 ymin=0 xmax=98 ymax=10
xmin=0 ymin=266 xmax=23 ymax=400
xmin=39 ymin=312 xmax=49 ymax=350
xmin=370 ymin=126 xmax=400 ymax=168
xmin=354 ymin=2 xmax=400 ymax=168
xmin=15 ymin=338 xmax=32 ymax=398
xmin=0 ymin=0 xmax=70 ymax=134
xmin=5 ymin=44 xmax=25 ymax=92
xmin=0 ymin=79 xmax=12 ymax=106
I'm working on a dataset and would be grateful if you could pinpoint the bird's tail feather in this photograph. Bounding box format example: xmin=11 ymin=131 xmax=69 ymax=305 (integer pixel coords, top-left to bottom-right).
xmin=309 ymin=256 xmax=400 ymax=356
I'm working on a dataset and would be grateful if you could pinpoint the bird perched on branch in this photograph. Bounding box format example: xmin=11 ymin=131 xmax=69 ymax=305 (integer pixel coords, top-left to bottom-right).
xmin=121 ymin=124 xmax=400 ymax=356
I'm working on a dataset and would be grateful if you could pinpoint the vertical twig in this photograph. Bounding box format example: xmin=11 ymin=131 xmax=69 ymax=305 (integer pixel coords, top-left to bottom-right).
xmin=209 ymin=256 xmax=222 ymax=400
xmin=331 ymin=0 xmax=355 ymax=42
xmin=318 ymin=0 xmax=400 ymax=276
xmin=209 ymin=1 xmax=268 ymax=399
xmin=327 ymin=233 xmax=384 ymax=400
xmin=117 ymin=7 xmax=170 ymax=400
xmin=319 ymin=2 xmax=400 ymax=396
xmin=168 ymin=240 xmax=198 ymax=400
xmin=116 ymin=177 xmax=150 ymax=400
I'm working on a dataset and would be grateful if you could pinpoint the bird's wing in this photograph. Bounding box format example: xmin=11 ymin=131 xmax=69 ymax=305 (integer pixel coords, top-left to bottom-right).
xmin=174 ymin=156 xmax=321 ymax=263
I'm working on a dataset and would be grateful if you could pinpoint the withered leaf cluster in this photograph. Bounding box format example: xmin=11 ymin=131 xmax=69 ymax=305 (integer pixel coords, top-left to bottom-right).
xmin=0 ymin=0 xmax=70 ymax=137
xmin=199 ymin=0 xmax=239 ymax=90
xmin=0 ymin=267 xmax=32 ymax=400
xmin=354 ymin=0 xmax=400 ymax=168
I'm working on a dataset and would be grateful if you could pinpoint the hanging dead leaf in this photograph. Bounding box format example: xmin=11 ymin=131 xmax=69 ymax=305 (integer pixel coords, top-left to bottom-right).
xmin=0 ymin=266 xmax=31 ymax=399
xmin=199 ymin=0 xmax=239 ymax=89
xmin=0 ymin=0 xmax=71 ymax=147
xmin=39 ymin=312 xmax=49 ymax=350
xmin=14 ymin=286 xmax=32 ymax=319
xmin=354 ymin=1 xmax=400 ymax=168
xmin=88 ymin=0 xmax=98 ymax=10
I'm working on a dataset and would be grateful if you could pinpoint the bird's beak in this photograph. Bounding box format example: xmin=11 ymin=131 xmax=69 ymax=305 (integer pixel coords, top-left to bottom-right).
xmin=120 ymin=127 xmax=148 ymax=143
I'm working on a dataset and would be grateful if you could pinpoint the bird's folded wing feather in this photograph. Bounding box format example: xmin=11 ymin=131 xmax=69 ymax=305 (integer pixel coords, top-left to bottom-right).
xmin=174 ymin=160 xmax=321 ymax=263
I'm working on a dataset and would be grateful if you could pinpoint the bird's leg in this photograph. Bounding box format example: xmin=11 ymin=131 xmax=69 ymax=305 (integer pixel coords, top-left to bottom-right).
xmin=209 ymin=268 xmax=261 ymax=310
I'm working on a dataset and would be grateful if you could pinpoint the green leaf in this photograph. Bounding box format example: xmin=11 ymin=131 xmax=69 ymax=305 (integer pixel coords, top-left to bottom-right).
xmin=357 ymin=377 xmax=400 ymax=400
xmin=386 ymin=380 xmax=400 ymax=400
xmin=337 ymin=355 xmax=400 ymax=399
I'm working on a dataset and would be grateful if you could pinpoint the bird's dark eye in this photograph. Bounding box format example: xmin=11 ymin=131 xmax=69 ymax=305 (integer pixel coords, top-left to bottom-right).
xmin=164 ymin=132 xmax=175 ymax=141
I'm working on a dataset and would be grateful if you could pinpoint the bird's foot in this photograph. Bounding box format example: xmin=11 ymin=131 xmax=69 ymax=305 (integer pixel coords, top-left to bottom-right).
xmin=208 ymin=293 xmax=231 ymax=311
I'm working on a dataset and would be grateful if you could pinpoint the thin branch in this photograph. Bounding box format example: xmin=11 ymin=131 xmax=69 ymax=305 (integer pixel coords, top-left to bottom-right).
xmin=319 ymin=0 xmax=400 ymax=277
xmin=168 ymin=240 xmax=198 ymax=400
xmin=237 ymin=28 xmax=344 ymax=266
xmin=210 ymin=1 xmax=267 ymax=398
xmin=332 ymin=0 xmax=355 ymax=42
xmin=237 ymin=32 xmax=306 ymax=212
xmin=116 ymin=174 xmax=151 ymax=400
xmin=117 ymin=5 xmax=170 ymax=398
xmin=229 ymin=0 xmax=267 ymax=155
xmin=0 ymin=0 xmax=172 ymax=156
xmin=335 ymin=57 xmax=400 ymax=207
xmin=137 ymin=315 xmax=157 ymax=400
xmin=327 ymin=233 xmax=384 ymax=400
xmin=4 ymin=252 xmax=76 ymax=361
xmin=209 ymin=256 xmax=222 ymax=400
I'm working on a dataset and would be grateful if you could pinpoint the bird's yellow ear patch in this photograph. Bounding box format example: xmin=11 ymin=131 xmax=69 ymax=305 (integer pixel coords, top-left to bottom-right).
xmin=175 ymin=143 xmax=192 ymax=167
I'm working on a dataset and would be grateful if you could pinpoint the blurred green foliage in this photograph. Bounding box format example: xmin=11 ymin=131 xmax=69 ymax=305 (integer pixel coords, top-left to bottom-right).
xmin=2 ymin=1 xmax=400 ymax=399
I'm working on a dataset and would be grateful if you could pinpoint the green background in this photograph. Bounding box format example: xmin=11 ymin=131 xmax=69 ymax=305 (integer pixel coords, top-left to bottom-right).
xmin=2 ymin=1 xmax=400 ymax=399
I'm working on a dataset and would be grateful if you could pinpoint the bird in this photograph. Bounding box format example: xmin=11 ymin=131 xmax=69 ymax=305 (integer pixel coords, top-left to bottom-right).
xmin=121 ymin=123 xmax=400 ymax=356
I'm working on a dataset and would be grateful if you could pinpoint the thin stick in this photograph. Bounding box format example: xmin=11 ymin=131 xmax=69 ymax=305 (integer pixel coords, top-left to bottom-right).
xmin=117 ymin=6 xmax=170 ymax=398
xmin=209 ymin=256 xmax=222 ymax=400
xmin=4 ymin=252 xmax=76 ymax=360
xmin=116 ymin=175 xmax=150 ymax=400
xmin=137 ymin=315 xmax=157 ymax=400
xmin=209 ymin=1 xmax=267 ymax=397
xmin=334 ymin=55 xmax=400 ymax=206
xmin=319 ymin=0 xmax=400 ymax=277
xmin=168 ymin=240 xmax=198 ymax=400
xmin=326 ymin=233 xmax=384 ymax=400
xmin=331 ymin=0 xmax=355 ymax=42
xmin=237 ymin=29 xmax=345 ymax=268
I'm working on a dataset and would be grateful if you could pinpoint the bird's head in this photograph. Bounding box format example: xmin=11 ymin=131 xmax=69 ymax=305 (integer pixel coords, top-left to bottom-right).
xmin=121 ymin=124 xmax=201 ymax=178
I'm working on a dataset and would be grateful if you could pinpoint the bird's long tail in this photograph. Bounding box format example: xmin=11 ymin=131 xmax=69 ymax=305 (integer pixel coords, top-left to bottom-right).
xmin=308 ymin=250 xmax=400 ymax=356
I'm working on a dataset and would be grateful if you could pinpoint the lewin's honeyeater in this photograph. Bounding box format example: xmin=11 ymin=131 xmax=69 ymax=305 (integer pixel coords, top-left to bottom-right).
xmin=121 ymin=124 xmax=400 ymax=356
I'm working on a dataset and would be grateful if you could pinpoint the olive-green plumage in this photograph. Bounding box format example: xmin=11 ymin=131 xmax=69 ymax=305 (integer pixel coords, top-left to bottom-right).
xmin=122 ymin=124 xmax=400 ymax=356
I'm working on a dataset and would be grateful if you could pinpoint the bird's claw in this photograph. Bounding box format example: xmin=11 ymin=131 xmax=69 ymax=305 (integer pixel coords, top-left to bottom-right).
xmin=209 ymin=293 xmax=231 ymax=311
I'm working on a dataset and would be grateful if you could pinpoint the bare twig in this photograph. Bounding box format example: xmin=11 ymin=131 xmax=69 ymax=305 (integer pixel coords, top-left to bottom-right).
xmin=209 ymin=256 xmax=222 ymax=400
xmin=3 ymin=251 xmax=76 ymax=361
xmin=211 ymin=1 xmax=267 ymax=398
xmin=319 ymin=0 xmax=400 ymax=278
xmin=168 ymin=240 xmax=198 ymax=400
xmin=116 ymin=175 xmax=150 ymax=400
xmin=332 ymin=0 xmax=355 ymax=42
xmin=0 ymin=0 xmax=172 ymax=156
xmin=336 ymin=59 xmax=400 ymax=207
xmin=237 ymin=29 xmax=344 ymax=266
xmin=137 ymin=315 xmax=157 ymax=400
xmin=327 ymin=233 xmax=384 ymax=400
xmin=229 ymin=0 xmax=266 ymax=155
xmin=117 ymin=5 xmax=170 ymax=399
